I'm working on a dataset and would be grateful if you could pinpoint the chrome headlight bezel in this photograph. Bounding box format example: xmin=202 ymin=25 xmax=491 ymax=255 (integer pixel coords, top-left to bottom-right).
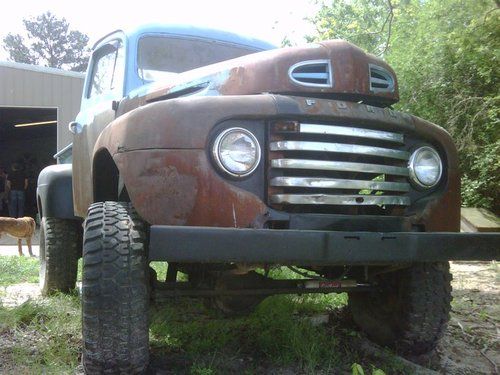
xmin=408 ymin=146 xmax=443 ymax=189
xmin=212 ymin=127 xmax=261 ymax=178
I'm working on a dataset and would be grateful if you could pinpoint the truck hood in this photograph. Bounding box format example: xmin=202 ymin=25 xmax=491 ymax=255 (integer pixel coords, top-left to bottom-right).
xmin=123 ymin=40 xmax=399 ymax=112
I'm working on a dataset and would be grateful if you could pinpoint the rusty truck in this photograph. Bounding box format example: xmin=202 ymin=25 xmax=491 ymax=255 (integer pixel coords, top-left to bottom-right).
xmin=36 ymin=24 xmax=499 ymax=373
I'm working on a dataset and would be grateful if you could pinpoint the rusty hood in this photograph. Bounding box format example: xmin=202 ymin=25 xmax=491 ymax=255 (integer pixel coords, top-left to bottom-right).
xmin=127 ymin=40 xmax=399 ymax=109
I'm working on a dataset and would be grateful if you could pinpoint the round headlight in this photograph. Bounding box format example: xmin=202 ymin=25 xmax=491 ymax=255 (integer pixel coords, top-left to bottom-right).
xmin=212 ymin=128 xmax=261 ymax=177
xmin=408 ymin=146 xmax=443 ymax=188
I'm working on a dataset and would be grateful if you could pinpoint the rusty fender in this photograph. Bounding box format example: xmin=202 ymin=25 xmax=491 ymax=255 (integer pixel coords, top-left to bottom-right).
xmin=93 ymin=94 xmax=460 ymax=230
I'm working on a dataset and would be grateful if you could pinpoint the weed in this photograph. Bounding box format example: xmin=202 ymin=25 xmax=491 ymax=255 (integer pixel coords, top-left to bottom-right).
xmin=0 ymin=298 xmax=40 ymax=329
xmin=190 ymin=363 xmax=216 ymax=375
xmin=477 ymin=310 xmax=488 ymax=321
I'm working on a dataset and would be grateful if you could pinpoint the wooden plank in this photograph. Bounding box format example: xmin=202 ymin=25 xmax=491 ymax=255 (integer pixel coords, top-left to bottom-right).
xmin=461 ymin=208 xmax=500 ymax=233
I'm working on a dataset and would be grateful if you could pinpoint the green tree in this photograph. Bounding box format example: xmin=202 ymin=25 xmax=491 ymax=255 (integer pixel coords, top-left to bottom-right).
xmin=307 ymin=0 xmax=397 ymax=56
xmin=308 ymin=0 xmax=500 ymax=213
xmin=3 ymin=11 xmax=90 ymax=72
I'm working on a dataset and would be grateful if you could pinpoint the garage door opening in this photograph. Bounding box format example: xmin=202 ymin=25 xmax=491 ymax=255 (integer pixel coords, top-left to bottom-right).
xmin=0 ymin=106 xmax=57 ymax=217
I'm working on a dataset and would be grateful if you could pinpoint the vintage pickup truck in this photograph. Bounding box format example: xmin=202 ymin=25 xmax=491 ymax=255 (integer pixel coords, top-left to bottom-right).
xmin=36 ymin=24 xmax=499 ymax=373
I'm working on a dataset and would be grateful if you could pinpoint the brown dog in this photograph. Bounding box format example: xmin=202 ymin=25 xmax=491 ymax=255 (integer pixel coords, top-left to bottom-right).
xmin=0 ymin=216 xmax=36 ymax=256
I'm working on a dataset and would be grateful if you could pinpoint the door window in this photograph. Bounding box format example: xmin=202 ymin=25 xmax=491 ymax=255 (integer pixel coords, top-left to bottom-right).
xmin=88 ymin=40 xmax=124 ymax=98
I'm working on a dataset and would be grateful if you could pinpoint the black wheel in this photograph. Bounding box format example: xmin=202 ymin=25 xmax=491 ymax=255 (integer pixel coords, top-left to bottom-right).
xmin=349 ymin=262 xmax=452 ymax=354
xmin=39 ymin=217 xmax=80 ymax=296
xmin=82 ymin=202 xmax=149 ymax=374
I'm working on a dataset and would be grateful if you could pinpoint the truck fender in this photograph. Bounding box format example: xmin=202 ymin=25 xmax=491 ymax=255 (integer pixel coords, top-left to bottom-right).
xmin=37 ymin=164 xmax=77 ymax=219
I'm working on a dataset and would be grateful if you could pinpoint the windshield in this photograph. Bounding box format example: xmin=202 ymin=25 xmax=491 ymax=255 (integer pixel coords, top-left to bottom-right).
xmin=137 ymin=35 xmax=259 ymax=81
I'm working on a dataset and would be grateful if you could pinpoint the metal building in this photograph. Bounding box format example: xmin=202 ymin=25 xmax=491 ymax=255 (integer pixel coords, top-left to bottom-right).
xmin=0 ymin=61 xmax=84 ymax=216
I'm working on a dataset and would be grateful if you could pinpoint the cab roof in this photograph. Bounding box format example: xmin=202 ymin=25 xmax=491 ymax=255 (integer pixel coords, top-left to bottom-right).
xmin=93 ymin=24 xmax=277 ymax=52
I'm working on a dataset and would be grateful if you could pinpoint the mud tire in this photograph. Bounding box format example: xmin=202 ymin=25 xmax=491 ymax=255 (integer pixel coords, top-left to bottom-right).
xmin=349 ymin=262 xmax=452 ymax=354
xmin=82 ymin=202 xmax=149 ymax=374
xmin=39 ymin=217 xmax=80 ymax=296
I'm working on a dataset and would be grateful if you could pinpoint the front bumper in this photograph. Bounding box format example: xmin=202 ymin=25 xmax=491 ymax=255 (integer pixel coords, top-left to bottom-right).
xmin=149 ymin=226 xmax=500 ymax=265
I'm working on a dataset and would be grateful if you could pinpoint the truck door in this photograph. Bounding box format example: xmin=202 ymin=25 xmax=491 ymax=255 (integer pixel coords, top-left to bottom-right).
xmin=71 ymin=38 xmax=125 ymax=217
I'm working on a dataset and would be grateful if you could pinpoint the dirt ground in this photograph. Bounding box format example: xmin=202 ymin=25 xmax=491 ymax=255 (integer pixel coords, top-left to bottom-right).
xmin=1 ymin=261 xmax=498 ymax=374
xmin=436 ymin=262 xmax=499 ymax=374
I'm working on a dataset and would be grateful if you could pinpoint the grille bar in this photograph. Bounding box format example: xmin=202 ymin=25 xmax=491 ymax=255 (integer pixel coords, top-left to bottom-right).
xmin=270 ymin=141 xmax=410 ymax=161
xmin=292 ymin=73 xmax=330 ymax=80
xmin=271 ymin=176 xmax=410 ymax=192
xmin=298 ymin=123 xmax=404 ymax=144
xmin=271 ymin=194 xmax=411 ymax=206
xmin=271 ymin=159 xmax=409 ymax=176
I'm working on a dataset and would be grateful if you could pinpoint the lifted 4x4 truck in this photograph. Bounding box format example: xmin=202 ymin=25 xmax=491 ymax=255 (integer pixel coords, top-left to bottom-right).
xmin=36 ymin=25 xmax=499 ymax=373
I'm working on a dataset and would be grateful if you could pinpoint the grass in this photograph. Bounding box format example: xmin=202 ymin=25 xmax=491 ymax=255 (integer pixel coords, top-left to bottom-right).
xmin=0 ymin=257 xmax=398 ymax=373
xmin=0 ymin=293 xmax=351 ymax=373
xmin=148 ymin=266 xmax=351 ymax=372
xmin=0 ymin=256 xmax=83 ymax=287
xmin=149 ymin=294 xmax=350 ymax=373
xmin=0 ymin=293 xmax=82 ymax=373
xmin=0 ymin=256 xmax=39 ymax=286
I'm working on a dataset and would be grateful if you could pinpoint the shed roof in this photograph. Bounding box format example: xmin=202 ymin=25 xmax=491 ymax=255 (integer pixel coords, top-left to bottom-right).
xmin=0 ymin=60 xmax=85 ymax=78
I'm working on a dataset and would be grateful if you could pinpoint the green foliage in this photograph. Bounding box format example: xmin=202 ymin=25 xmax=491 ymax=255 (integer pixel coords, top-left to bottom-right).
xmin=308 ymin=0 xmax=394 ymax=55
xmin=309 ymin=0 xmax=500 ymax=213
xmin=0 ymin=256 xmax=39 ymax=286
xmin=352 ymin=363 xmax=365 ymax=375
xmin=3 ymin=11 xmax=90 ymax=72
xmin=190 ymin=364 xmax=216 ymax=375
xmin=462 ymin=140 xmax=500 ymax=209
xmin=351 ymin=363 xmax=386 ymax=375
xmin=150 ymin=261 xmax=168 ymax=281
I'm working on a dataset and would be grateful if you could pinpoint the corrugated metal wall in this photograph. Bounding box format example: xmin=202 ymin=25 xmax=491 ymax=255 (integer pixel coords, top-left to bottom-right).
xmin=0 ymin=62 xmax=84 ymax=150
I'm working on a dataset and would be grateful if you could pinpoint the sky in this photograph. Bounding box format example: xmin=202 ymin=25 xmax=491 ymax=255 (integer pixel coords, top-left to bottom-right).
xmin=0 ymin=0 xmax=320 ymax=60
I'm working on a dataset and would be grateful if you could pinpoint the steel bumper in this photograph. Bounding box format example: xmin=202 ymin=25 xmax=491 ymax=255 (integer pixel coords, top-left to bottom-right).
xmin=149 ymin=226 xmax=500 ymax=265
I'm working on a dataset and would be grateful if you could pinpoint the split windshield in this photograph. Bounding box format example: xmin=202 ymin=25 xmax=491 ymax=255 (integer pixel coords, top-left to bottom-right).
xmin=137 ymin=35 xmax=258 ymax=82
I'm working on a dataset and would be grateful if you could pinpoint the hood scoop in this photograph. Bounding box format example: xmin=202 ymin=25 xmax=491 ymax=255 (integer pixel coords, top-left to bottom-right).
xmin=288 ymin=59 xmax=333 ymax=88
xmin=369 ymin=64 xmax=395 ymax=93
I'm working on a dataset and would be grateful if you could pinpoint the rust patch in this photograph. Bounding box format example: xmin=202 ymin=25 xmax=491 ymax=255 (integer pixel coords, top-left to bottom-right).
xmin=114 ymin=150 xmax=267 ymax=227
xmin=135 ymin=157 xmax=197 ymax=225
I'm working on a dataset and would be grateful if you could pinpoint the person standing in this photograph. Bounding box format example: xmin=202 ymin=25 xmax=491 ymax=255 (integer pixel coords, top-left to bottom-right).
xmin=7 ymin=162 xmax=28 ymax=218
xmin=0 ymin=167 xmax=7 ymax=214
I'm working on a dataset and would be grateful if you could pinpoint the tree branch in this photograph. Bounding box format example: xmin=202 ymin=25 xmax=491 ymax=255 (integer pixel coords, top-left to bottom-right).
xmin=379 ymin=0 xmax=394 ymax=56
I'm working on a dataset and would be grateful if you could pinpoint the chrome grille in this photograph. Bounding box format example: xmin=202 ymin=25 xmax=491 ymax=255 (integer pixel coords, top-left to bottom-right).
xmin=268 ymin=121 xmax=411 ymax=213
